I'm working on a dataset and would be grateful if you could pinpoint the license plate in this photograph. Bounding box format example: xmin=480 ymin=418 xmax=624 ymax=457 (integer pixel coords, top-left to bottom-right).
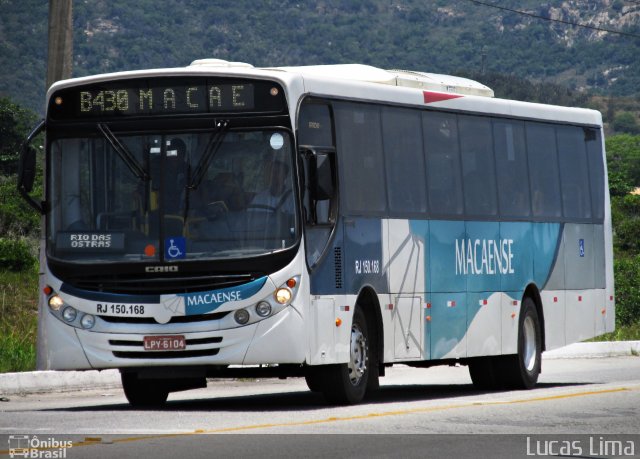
xmin=143 ymin=335 xmax=186 ymax=351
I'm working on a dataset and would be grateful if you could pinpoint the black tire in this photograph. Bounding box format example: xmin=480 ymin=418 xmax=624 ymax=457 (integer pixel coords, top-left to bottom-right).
xmin=500 ymin=297 xmax=542 ymax=389
xmin=321 ymin=307 xmax=375 ymax=404
xmin=121 ymin=373 xmax=169 ymax=408
xmin=304 ymin=368 xmax=324 ymax=393
xmin=468 ymin=357 xmax=500 ymax=390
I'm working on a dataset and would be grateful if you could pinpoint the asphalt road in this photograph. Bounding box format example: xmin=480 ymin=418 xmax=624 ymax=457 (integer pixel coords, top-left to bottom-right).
xmin=1 ymin=356 xmax=639 ymax=458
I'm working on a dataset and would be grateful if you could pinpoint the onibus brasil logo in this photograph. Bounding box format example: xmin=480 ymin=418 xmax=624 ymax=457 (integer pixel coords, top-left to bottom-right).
xmin=8 ymin=436 xmax=73 ymax=458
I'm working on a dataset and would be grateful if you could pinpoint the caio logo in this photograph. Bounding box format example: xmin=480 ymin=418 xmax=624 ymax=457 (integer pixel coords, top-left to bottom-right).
xmin=145 ymin=265 xmax=179 ymax=273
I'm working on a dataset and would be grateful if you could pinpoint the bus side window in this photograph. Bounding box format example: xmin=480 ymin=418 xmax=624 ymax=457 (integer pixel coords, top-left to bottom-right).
xmin=557 ymin=125 xmax=592 ymax=220
xmin=334 ymin=102 xmax=386 ymax=215
xmin=526 ymin=123 xmax=562 ymax=219
xmin=458 ymin=115 xmax=498 ymax=218
xmin=493 ymin=120 xmax=531 ymax=218
xmin=585 ymin=128 xmax=605 ymax=221
xmin=382 ymin=107 xmax=426 ymax=215
xmin=423 ymin=112 xmax=464 ymax=217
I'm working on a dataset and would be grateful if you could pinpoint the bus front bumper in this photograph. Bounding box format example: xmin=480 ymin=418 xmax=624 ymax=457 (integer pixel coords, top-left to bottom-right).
xmin=38 ymin=305 xmax=307 ymax=370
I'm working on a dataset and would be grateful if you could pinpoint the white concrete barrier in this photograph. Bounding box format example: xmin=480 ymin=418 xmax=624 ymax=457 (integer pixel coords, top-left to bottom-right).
xmin=1 ymin=342 xmax=638 ymax=396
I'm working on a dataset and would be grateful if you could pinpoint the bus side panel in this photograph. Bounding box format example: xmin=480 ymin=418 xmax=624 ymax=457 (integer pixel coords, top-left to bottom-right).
xmin=541 ymin=290 xmax=567 ymax=350
xmin=386 ymin=219 xmax=427 ymax=295
xmin=467 ymin=291 xmax=501 ymax=357
xmin=563 ymin=223 xmax=598 ymax=343
xmin=428 ymin=221 xmax=466 ymax=359
xmin=385 ymin=219 xmax=427 ymax=360
xmin=465 ymin=221 xmax=501 ymax=358
xmin=502 ymin=293 xmax=522 ymax=355
xmin=430 ymin=292 xmax=467 ymax=359
xmin=343 ymin=218 xmax=387 ymax=295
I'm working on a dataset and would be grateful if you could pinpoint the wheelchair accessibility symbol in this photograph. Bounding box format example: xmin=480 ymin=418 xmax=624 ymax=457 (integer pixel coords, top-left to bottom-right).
xmin=165 ymin=237 xmax=186 ymax=260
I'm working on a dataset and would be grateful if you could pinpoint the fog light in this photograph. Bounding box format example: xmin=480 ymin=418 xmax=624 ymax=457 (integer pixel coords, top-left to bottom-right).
xmin=80 ymin=314 xmax=96 ymax=329
xmin=275 ymin=288 xmax=292 ymax=305
xmin=48 ymin=295 xmax=64 ymax=311
xmin=255 ymin=301 xmax=272 ymax=317
xmin=62 ymin=306 xmax=77 ymax=322
xmin=234 ymin=309 xmax=250 ymax=325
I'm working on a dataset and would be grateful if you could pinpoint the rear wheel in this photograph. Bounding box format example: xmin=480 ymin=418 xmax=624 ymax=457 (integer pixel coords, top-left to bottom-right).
xmin=121 ymin=373 xmax=169 ymax=407
xmin=500 ymin=297 xmax=542 ymax=389
xmin=321 ymin=307 xmax=375 ymax=404
xmin=468 ymin=357 xmax=499 ymax=390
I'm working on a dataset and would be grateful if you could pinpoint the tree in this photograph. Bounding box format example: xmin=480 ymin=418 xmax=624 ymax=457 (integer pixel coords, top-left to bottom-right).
xmin=612 ymin=112 xmax=640 ymax=135
xmin=0 ymin=98 xmax=38 ymax=175
xmin=606 ymin=134 xmax=640 ymax=188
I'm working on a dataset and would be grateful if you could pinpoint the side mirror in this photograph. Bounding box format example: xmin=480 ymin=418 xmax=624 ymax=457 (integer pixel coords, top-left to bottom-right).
xmin=18 ymin=145 xmax=37 ymax=193
xmin=17 ymin=119 xmax=45 ymax=213
xmin=310 ymin=151 xmax=335 ymax=201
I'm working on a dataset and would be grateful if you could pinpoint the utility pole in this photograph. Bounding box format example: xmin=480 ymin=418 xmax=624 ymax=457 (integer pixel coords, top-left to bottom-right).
xmin=46 ymin=0 xmax=73 ymax=89
xmin=481 ymin=45 xmax=488 ymax=75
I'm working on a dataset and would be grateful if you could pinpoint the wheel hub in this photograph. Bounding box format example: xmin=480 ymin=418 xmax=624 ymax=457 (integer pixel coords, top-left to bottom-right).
xmin=348 ymin=323 xmax=367 ymax=386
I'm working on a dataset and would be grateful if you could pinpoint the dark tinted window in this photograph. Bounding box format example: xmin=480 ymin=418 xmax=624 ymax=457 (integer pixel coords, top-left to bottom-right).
xmin=334 ymin=102 xmax=386 ymax=214
xmin=459 ymin=115 xmax=498 ymax=217
xmin=526 ymin=123 xmax=562 ymax=218
xmin=382 ymin=107 xmax=427 ymax=214
xmin=493 ymin=120 xmax=531 ymax=218
xmin=298 ymin=102 xmax=334 ymax=147
xmin=423 ymin=112 xmax=464 ymax=217
xmin=586 ymin=129 xmax=605 ymax=221
xmin=557 ymin=125 xmax=592 ymax=219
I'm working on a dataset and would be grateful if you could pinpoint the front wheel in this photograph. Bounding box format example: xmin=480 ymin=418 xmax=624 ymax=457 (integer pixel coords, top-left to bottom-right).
xmin=121 ymin=373 xmax=169 ymax=408
xmin=321 ymin=307 xmax=376 ymax=404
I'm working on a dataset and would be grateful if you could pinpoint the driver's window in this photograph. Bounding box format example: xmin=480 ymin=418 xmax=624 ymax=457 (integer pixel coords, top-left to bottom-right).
xmin=298 ymin=101 xmax=335 ymax=226
xmin=298 ymin=100 xmax=337 ymax=267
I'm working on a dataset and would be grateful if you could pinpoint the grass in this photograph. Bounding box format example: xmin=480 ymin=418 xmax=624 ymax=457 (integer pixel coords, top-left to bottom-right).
xmin=590 ymin=321 xmax=640 ymax=342
xmin=0 ymin=268 xmax=38 ymax=372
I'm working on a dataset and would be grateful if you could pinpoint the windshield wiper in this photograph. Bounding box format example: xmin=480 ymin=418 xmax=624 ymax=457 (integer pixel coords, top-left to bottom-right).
xmin=189 ymin=120 xmax=229 ymax=190
xmin=97 ymin=123 xmax=149 ymax=181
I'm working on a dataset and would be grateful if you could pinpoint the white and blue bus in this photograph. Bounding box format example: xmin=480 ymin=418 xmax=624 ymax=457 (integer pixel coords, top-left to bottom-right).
xmin=18 ymin=61 xmax=614 ymax=406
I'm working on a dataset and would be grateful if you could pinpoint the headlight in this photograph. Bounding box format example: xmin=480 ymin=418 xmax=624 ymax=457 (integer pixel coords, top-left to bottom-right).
xmin=255 ymin=301 xmax=272 ymax=317
xmin=48 ymin=295 xmax=64 ymax=311
xmin=80 ymin=314 xmax=96 ymax=329
xmin=62 ymin=307 xmax=77 ymax=322
xmin=274 ymin=288 xmax=292 ymax=305
xmin=234 ymin=309 xmax=250 ymax=325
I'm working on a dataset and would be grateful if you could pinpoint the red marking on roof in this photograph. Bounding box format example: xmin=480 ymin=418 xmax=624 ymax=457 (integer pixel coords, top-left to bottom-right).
xmin=423 ymin=91 xmax=463 ymax=104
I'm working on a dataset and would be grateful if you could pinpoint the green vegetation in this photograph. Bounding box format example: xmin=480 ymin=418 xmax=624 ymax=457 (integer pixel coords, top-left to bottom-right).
xmin=0 ymin=97 xmax=40 ymax=372
xmin=0 ymin=269 xmax=38 ymax=372
xmin=1 ymin=0 xmax=640 ymax=116
xmin=591 ymin=322 xmax=640 ymax=342
xmin=606 ymin=133 xmax=640 ymax=338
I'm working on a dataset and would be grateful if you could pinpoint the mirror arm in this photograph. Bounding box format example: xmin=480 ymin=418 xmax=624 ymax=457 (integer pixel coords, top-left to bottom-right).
xmin=17 ymin=119 xmax=45 ymax=214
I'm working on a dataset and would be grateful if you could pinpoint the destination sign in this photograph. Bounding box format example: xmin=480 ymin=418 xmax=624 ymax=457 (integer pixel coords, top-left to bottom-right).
xmin=56 ymin=232 xmax=125 ymax=253
xmin=48 ymin=78 xmax=285 ymax=120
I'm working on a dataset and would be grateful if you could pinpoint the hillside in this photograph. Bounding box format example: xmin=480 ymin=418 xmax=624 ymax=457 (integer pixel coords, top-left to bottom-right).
xmin=0 ymin=0 xmax=639 ymax=114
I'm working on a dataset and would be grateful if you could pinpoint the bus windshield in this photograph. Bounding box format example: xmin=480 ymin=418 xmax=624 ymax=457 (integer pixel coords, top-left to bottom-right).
xmin=48 ymin=128 xmax=297 ymax=263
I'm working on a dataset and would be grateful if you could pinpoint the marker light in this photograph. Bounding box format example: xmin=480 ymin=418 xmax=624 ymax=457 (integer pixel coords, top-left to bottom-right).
xmin=234 ymin=309 xmax=250 ymax=325
xmin=55 ymin=96 xmax=63 ymax=105
xmin=275 ymin=288 xmax=292 ymax=305
xmin=62 ymin=307 xmax=77 ymax=322
xmin=286 ymin=278 xmax=297 ymax=289
xmin=43 ymin=285 xmax=53 ymax=296
xmin=80 ymin=314 xmax=96 ymax=329
xmin=270 ymin=87 xmax=279 ymax=96
xmin=48 ymin=295 xmax=64 ymax=311
xmin=255 ymin=301 xmax=272 ymax=317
